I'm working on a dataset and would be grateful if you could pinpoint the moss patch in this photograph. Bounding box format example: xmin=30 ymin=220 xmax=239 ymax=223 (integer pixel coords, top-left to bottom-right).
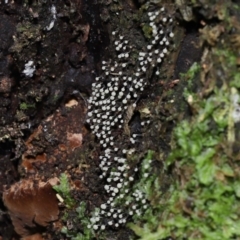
xmin=128 ymin=0 xmax=240 ymax=238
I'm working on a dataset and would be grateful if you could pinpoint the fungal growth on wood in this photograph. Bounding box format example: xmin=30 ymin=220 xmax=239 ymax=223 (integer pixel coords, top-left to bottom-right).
xmin=86 ymin=2 xmax=175 ymax=230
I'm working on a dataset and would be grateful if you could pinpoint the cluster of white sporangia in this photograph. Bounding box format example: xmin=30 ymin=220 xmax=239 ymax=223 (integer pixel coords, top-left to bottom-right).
xmin=86 ymin=6 xmax=174 ymax=231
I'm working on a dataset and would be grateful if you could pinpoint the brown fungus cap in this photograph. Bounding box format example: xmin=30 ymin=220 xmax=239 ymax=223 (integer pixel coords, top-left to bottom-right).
xmin=2 ymin=180 xmax=59 ymax=237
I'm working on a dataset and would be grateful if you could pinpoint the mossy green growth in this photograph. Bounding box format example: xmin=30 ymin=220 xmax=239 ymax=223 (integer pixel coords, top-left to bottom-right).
xmin=142 ymin=24 xmax=152 ymax=39
xmin=181 ymin=62 xmax=200 ymax=98
xmin=20 ymin=102 xmax=36 ymax=110
xmin=53 ymin=173 xmax=76 ymax=208
xmin=53 ymin=174 xmax=95 ymax=239
xmin=164 ymin=86 xmax=240 ymax=240
xmin=129 ymin=47 xmax=240 ymax=239
xmin=61 ymin=202 xmax=95 ymax=240
xmin=181 ymin=62 xmax=200 ymax=82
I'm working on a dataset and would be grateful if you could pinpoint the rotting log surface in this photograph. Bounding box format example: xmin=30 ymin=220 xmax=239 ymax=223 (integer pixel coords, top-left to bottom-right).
xmin=0 ymin=0 xmax=239 ymax=239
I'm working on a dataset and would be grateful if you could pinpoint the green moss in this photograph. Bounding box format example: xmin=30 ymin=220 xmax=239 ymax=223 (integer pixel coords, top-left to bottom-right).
xmin=20 ymin=102 xmax=36 ymax=110
xmin=61 ymin=202 xmax=95 ymax=240
xmin=53 ymin=174 xmax=99 ymax=239
xmin=53 ymin=173 xmax=76 ymax=208
xmin=182 ymin=62 xmax=200 ymax=81
xmin=130 ymin=74 xmax=240 ymax=240
xmin=142 ymin=24 xmax=152 ymax=39
xmin=129 ymin=2 xmax=240 ymax=236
